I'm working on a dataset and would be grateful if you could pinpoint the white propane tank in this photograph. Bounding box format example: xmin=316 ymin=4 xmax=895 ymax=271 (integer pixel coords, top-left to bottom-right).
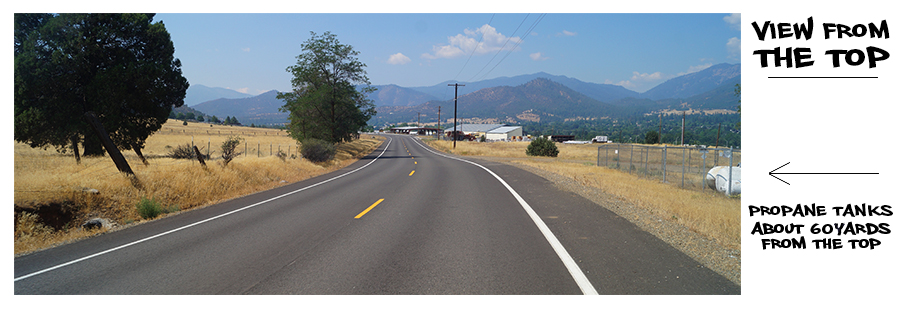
xmin=706 ymin=166 xmax=741 ymax=195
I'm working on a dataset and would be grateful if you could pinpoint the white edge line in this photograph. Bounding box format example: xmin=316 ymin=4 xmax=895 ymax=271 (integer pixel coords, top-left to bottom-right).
xmin=14 ymin=137 xmax=393 ymax=282
xmin=410 ymin=137 xmax=599 ymax=295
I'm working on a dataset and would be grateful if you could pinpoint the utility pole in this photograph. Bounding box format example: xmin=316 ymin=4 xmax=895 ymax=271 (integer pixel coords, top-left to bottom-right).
xmin=658 ymin=114 xmax=662 ymax=145
xmin=438 ymin=106 xmax=442 ymax=139
xmin=448 ymin=83 xmax=464 ymax=148
xmin=681 ymin=111 xmax=685 ymax=146
xmin=417 ymin=112 xmax=421 ymax=128
xmin=715 ymin=122 xmax=722 ymax=148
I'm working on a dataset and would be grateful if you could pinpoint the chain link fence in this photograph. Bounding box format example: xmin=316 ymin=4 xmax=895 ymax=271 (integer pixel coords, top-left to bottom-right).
xmin=596 ymin=143 xmax=741 ymax=195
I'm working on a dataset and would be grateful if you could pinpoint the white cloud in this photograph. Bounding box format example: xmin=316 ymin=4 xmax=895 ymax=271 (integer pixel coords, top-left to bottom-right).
xmin=242 ymin=47 xmax=250 ymax=52
xmin=631 ymin=71 xmax=664 ymax=82
xmin=607 ymin=71 xmax=668 ymax=93
xmin=422 ymin=24 xmax=521 ymax=60
xmin=387 ymin=53 xmax=411 ymax=65
xmin=607 ymin=79 xmax=637 ymax=90
xmin=726 ymin=37 xmax=741 ymax=60
xmin=557 ymin=30 xmax=577 ymax=37
xmin=723 ymin=13 xmax=741 ymax=29
xmin=226 ymin=87 xmax=267 ymax=95
xmin=530 ymin=52 xmax=549 ymax=61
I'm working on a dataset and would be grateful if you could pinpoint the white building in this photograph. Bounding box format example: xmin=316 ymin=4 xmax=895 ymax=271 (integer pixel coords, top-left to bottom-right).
xmin=485 ymin=126 xmax=524 ymax=141
xmin=443 ymin=124 xmax=506 ymax=137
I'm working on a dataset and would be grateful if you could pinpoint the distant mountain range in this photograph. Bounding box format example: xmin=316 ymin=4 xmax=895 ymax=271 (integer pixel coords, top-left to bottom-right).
xmin=640 ymin=63 xmax=740 ymax=100
xmin=372 ymin=63 xmax=740 ymax=125
xmin=385 ymin=72 xmax=641 ymax=105
xmin=190 ymin=90 xmax=287 ymax=126
xmin=369 ymin=63 xmax=740 ymax=107
xmin=182 ymin=63 xmax=740 ymax=127
xmin=184 ymin=84 xmax=253 ymax=107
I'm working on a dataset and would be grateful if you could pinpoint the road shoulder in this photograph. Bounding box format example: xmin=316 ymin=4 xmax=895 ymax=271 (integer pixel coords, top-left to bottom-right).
xmin=471 ymin=156 xmax=741 ymax=288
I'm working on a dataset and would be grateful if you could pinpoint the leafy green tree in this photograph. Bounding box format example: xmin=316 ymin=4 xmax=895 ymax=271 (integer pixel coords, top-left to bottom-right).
xmin=15 ymin=13 xmax=188 ymax=163
xmin=277 ymin=31 xmax=376 ymax=143
xmin=645 ymin=130 xmax=660 ymax=144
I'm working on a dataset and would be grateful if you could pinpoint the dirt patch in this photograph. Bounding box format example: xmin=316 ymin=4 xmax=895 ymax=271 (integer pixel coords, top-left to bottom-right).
xmin=14 ymin=203 xmax=79 ymax=231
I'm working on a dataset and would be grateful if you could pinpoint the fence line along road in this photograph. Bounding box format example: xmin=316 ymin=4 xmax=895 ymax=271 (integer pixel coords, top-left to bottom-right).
xmin=595 ymin=143 xmax=740 ymax=194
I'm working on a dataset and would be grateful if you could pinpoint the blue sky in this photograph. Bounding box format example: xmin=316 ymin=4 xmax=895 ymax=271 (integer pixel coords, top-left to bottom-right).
xmin=153 ymin=13 xmax=741 ymax=95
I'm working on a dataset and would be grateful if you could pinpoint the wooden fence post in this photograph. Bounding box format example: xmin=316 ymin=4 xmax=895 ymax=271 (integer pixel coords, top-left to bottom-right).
xmin=193 ymin=146 xmax=207 ymax=168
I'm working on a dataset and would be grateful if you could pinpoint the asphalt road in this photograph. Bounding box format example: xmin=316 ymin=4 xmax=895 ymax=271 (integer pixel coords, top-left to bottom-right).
xmin=14 ymin=134 xmax=739 ymax=294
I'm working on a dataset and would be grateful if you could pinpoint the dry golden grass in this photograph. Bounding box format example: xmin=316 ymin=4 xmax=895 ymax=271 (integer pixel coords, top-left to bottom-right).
xmin=429 ymin=139 xmax=741 ymax=189
xmin=425 ymin=139 xmax=740 ymax=250
xmin=512 ymin=160 xmax=740 ymax=249
xmin=14 ymin=121 xmax=384 ymax=255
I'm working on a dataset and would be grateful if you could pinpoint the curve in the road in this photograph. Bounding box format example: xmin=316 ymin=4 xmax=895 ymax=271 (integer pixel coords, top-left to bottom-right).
xmin=408 ymin=136 xmax=598 ymax=295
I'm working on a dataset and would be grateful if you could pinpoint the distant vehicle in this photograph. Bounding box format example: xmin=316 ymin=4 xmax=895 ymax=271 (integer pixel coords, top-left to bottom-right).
xmin=591 ymin=136 xmax=609 ymax=143
xmin=446 ymin=131 xmax=476 ymax=141
xmin=548 ymin=135 xmax=575 ymax=143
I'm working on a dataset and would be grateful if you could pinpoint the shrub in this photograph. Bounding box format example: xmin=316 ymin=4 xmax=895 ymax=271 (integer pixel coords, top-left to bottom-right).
xmin=168 ymin=144 xmax=194 ymax=159
xmin=221 ymin=136 xmax=242 ymax=166
xmin=300 ymin=138 xmax=336 ymax=163
xmin=136 ymin=197 xmax=163 ymax=219
xmin=526 ymin=136 xmax=559 ymax=157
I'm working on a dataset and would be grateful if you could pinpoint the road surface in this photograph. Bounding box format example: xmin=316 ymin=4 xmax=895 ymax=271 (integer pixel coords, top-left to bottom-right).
xmin=14 ymin=134 xmax=739 ymax=294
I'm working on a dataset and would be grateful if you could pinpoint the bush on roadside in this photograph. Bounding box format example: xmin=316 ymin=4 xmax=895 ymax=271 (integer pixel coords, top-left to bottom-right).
xmin=300 ymin=138 xmax=336 ymax=163
xmin=136 ymin=197 xmax=179 ymax=220
xmin=526 ymin=136 xmax=559 ymax=157
xmin=136 ymin=197 xmax=162 ymax=219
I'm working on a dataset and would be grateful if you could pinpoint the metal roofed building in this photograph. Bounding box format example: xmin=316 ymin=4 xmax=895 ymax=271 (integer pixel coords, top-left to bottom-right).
xmin=442 ymin=124 xmax=506 ymax=137
xmin=485 ymin=126 xmax=523 ymax=141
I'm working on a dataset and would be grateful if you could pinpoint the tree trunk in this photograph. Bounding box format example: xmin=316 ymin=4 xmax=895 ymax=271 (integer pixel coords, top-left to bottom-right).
xmin=133 ymin=143 xmax=149 ymax=165
xmin=83 ymin=111 xmax=142 ymax=189
xmin=82 ymin=131 xmax=105 ymax=157
xmin=71 ymin=136 xmax=81 ymax=164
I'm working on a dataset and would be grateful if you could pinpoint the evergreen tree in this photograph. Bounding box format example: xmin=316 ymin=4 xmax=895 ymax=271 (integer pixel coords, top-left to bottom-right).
xmin=15 ymin=13 xmax=188 ymax=162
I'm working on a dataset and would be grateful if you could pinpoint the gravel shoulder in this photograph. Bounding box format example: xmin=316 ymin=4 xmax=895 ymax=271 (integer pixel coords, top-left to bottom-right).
xmin=470 ymin=155 xmax=741 ymax=286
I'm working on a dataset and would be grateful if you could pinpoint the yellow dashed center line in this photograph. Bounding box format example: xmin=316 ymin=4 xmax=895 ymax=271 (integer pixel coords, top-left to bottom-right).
xmin=355 ymin=199 xmax=385 ymax=219
xmin=409 ymin=170 xmax=415 ymax=176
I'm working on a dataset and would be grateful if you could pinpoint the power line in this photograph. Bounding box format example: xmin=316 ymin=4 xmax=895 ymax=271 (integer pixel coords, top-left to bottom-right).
xmin=467 ymin=14 xmax=530 ymax=82
xmin=453 ymin=14 xmax=494 ymax=82
xmin=476 ymin=13 xmax=546 ymax=82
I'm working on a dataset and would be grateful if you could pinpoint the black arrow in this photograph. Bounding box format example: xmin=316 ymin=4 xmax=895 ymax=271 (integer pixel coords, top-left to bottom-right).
xmin=769 ymin=162 xmax=879 ymax=185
